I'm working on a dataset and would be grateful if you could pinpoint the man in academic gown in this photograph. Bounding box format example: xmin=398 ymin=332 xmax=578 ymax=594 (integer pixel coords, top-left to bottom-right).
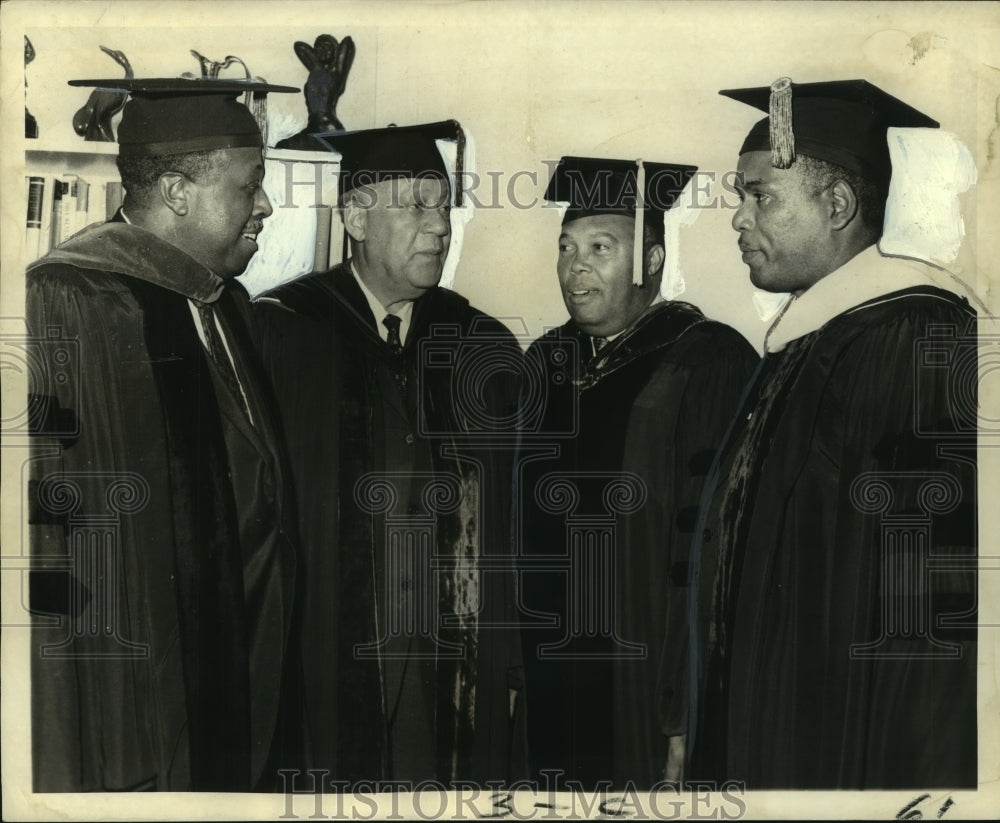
xmin=26 ymin=79 xmax=301 ymax=792
xmin=519 ymin=157 xmax=758 ymax=789
xmin=686 ymin=78 xmax=978 ymax=789
xmin=254 ymin=122 xmax=525 ymax=785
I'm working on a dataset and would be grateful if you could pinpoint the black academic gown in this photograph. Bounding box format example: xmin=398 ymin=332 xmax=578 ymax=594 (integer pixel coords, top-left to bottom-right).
xmin=519 ymin=300 xmax=758 ymax=789
xmin=689 ymin=258 xmax=978 ymax=789
xmin=26 ymin=221 xmax=299 ymax=792
xmin=253 ymin=263 xmax=525 ymax=785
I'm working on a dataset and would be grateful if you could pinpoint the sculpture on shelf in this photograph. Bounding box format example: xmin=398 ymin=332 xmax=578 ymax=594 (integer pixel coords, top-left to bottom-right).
xmin=72 ymin=46 xmax=133 ymax=141
xmin=276 ymin=34 xmax=355 ymax=151
xmin=189 ymin=50 xmax=237 ymax=79
xmin=183 ymin=50 xmax=270 ymax=145
xmin=25 ymin=36 xmax=38 ymax=138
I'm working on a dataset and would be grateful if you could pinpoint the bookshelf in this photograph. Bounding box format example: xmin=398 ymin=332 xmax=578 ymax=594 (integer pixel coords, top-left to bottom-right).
xmin=24 ymin=139 xmax=124 ymax=263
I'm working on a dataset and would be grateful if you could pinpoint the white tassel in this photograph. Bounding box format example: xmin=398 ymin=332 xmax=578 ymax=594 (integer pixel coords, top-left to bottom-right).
xmin=633 ymin=159 xmax=645 ymax=286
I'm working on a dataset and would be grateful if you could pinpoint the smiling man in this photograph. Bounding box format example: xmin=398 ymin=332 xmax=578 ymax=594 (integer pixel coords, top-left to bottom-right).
xmin=254 ymin=121 xmax=525 ymax=785
xmin=519 ymin=156 xmax=757 ymax=789
xmin=26 ymin=79 xmax=301 ymax=792
xmin=686 ymin=79 xmax=979 ymax=789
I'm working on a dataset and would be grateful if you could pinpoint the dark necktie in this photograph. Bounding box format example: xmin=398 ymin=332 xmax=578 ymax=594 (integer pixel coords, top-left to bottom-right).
xmin=382 ymin=314 xmax=403 ymax=354
xmin=593 ymin=336 xmax=608 ymax=355
xmin=381 ymin=314 xmax=408 ymax=398
xmin=197 ymin=302 xmax=250 ymax=419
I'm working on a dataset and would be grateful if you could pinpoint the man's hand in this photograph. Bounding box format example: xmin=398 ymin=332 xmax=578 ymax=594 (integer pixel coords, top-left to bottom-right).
xmin=664 ymin=734 xmax=685 ymax=783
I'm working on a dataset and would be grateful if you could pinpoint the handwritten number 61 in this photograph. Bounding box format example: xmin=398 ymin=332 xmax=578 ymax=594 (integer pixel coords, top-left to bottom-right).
xmin=897 ymin=794 xmax=955 ymax=820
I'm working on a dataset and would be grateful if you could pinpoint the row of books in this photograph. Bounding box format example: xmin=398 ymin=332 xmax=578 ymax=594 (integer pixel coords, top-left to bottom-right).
xmin=25 ymin=175 xmax=123 ymax=262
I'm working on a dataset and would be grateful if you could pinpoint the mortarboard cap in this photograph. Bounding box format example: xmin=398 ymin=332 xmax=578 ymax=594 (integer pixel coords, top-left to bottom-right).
xmin=544 ymin=156 xmax=698 ymax=285
xmin=314 ymin=120 xmax=465 ymax=203
xmin=545 ymin=156 xmax=697 ymax=233
xmin=720 ymin=77 xmax=938 ymax=187
xmin=69 ymin=77 xmax=298 ymax=157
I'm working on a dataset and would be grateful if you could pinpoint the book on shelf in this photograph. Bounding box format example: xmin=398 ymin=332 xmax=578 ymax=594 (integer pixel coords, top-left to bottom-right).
xmin=75 ymin=179 xmax=91 ymax=235
xmin=56 ymin=176 xmax=77 ymax=245
xmin=37 ymin=173 xmax=56 ymax=258
xmin=26 ymin=176 xmax=45 ymax=262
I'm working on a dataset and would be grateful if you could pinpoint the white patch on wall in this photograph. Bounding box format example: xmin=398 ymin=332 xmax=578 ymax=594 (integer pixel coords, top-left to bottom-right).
xmin=438 ymin=132 xmax=476 ymax=292
xmin=237 ymin=156 xmax=320 ymax=296
xmin=881 ymin=128 xmax=977 ymax=266
xmin=268 ymin=107 xmax=306 ymax=147
xmin=239 ymin=109 xmax=338 ymax=297
xmin=660 ymin=176 xmax=701 ymax=301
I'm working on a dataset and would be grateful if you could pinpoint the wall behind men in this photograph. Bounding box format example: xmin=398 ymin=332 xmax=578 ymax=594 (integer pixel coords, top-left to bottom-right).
xmin=20 ymin=2 xmax=995 ymax=355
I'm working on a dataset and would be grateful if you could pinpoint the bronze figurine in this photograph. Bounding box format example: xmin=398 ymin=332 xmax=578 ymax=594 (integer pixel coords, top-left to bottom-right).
xmin=72 ymin=46 xmax=133 ymax=141
xmin=276 ymin=34 xmax=356 ymax=150
xmin=25 ymin=36 xmax=37 ymax=138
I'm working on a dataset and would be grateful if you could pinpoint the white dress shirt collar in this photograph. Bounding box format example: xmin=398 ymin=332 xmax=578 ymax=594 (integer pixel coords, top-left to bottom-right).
xmin=351 ymin=262 xmax=415 ymax=345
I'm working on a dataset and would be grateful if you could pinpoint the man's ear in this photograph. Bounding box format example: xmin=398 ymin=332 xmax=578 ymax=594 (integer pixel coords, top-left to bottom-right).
xmin=158 ymin=172 xmax=191 ymax=217
xmin=342 ymin=196 xmax=368 ymax=243
xmin=646 ymin=243 xmax=665 ymax=282
xmin=828 ymin=179 xmax=860 ymax=232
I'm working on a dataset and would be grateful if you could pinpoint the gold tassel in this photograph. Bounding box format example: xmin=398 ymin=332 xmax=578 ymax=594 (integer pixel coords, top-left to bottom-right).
xmin=633 ymin=159 xmax=645 ymax=286
xmin=769 ymin=76 xmax=795 ymax=169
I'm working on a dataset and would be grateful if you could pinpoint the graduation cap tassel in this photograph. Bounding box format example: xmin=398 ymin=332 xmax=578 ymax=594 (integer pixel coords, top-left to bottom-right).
xmin=768 ymin=76 xmax=795 ymax=169
xmin=633 ymin=159 xmax=645 ymax=286
xmin=250 ymin=91 xmax=268 ymax=146
xmin=453 ymin=123 xmax=465 ymax=208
